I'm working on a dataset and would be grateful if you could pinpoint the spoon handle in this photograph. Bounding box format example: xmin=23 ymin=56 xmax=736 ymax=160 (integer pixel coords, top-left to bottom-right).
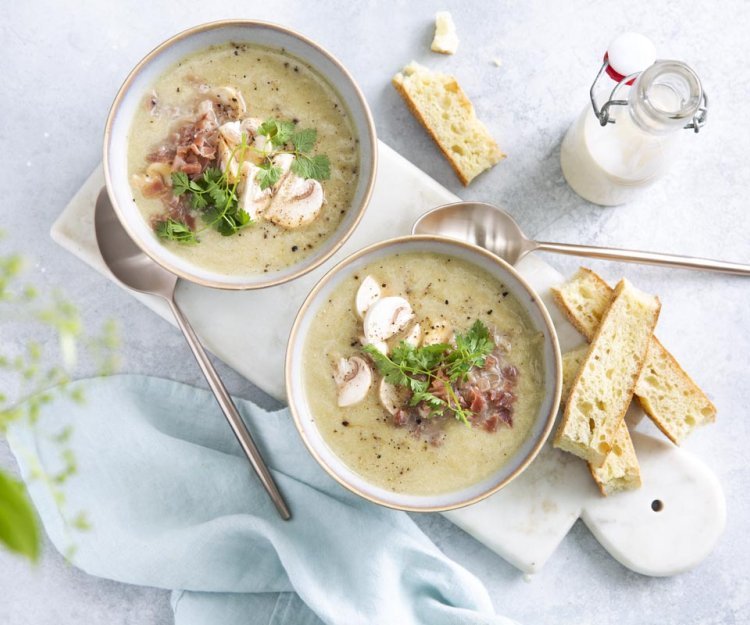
xmin=535 ymin=241 xmax=750 ymax=276
xmin=167 ymin=296 xmax=292 ymax=520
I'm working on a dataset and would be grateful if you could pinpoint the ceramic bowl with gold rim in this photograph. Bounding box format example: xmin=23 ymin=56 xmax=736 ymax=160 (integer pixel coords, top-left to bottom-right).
xmin=103 ymin=20 xmax=377 ymax=290
xmin=286 ymin=235 xmax=562 ymax=512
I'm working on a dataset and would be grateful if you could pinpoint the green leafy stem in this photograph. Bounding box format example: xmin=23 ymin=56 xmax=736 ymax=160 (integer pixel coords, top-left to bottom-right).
xmin=363 ymin=320 xmax=495 ymax=426
xmin=0 ymin=247 xmax=119 ymax=561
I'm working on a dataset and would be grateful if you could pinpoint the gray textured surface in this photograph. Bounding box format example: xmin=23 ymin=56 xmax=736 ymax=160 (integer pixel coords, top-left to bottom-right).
xmin=1 ymin=1 xmax=749 ymax=624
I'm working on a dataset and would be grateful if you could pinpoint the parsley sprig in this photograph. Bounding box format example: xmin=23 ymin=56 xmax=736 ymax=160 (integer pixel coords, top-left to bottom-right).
xmin=363 ymin=320 xmax=495 ymax=425
xmin=254 ymin=118 xmax=331 ymax=190
xmin=171 ymin=167 xmax=252 ymax=237
xmin=154 ymin=218 xmax=198 ymax=244
xmin=157 ymin=134 xmax=254 ymax=243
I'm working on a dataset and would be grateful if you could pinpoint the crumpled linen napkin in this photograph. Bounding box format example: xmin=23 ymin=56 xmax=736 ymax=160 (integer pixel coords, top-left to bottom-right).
xmin=7 ymin=375 xmax=519 ymax=625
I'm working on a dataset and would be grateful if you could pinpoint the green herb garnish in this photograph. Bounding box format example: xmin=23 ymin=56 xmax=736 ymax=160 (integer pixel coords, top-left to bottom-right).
xmin=254 ymin=118 xmax=331 ymax=188
xmin=291 ymin=153 xmax=331 ymax=181
xmin=256 ymin=161 xmax=282 ymax=191
xmin=160 ymin=134 xmax=255 ymax=243
xmin=154 ymin=217 xmax=198 ymax=244
xmin=257 ymin=119 xmax=296 ymax=147
xmin=154 ymin=114 xmax=331 ymax=244
xmin=363 ymin=320 xmax=495 ymax=425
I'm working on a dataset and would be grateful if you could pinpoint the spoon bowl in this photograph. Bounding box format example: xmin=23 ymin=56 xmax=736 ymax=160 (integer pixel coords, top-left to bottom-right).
xmin=95 ymin=190 xmax=178 ymax=296
xmin=413 ymin=201 xmax=750 ymax=276
xmin=412 ymin=202 xmax=535 ymax=265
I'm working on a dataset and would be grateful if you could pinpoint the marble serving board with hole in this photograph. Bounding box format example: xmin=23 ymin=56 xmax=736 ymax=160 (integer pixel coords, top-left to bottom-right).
xmin=51 ymin=141 xmax=725 ymax=576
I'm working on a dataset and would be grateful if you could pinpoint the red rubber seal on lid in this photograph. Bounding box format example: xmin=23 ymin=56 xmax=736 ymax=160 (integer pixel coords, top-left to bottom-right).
xmin=604 ymin=53 xmax=638 ymax=86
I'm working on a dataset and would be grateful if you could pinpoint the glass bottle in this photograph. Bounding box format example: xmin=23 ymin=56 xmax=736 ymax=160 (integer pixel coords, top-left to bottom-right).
xmin=560 ymin=33 xmax=707 ymax=206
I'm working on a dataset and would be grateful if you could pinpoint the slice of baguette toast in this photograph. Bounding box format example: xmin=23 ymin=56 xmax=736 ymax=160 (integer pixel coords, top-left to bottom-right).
xmin=563 ymin=346 xmax=642 ymax=495
xmin=554 ymin=279 xmax=660 ymax=467
xmin=392 ymin=62 xmax=505 ymax=185
xmin=552 ymin=268 xmax=716 ymax=443
xmin=561 ymin=345 xmax=590 ymax=400
xmin=589 ymin=424 xmax=642 ymax=495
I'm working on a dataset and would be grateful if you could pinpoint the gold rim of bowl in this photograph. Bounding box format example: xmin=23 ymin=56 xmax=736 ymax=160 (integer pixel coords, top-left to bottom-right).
xmin=102 ymin=19 xmax=378 ymax=290
xmin=286 ymin=234 xmax=563 ymax=512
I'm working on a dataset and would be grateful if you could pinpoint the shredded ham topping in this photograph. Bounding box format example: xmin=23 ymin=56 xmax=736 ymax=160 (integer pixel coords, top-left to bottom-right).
xmin=386 ymin=337 xmax=519 ymax=446
xmin=145 ymin=99 xmax=221 ymax=180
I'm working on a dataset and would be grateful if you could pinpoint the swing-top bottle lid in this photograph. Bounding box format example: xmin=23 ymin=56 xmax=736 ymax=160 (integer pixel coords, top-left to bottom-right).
xmin=605 ymin=32 xmax=656 ymax=82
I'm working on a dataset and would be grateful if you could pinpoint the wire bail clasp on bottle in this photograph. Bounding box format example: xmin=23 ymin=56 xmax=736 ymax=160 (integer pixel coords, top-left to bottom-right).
xmin=589 ymin=58 xmax=709 ymax=133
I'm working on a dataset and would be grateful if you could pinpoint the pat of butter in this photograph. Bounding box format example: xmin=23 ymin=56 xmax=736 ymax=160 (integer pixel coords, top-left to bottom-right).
xmin=431 ymin=11 xmax=459 ymax=55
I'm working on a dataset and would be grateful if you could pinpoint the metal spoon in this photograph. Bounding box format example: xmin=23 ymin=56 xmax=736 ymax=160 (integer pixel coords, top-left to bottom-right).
xmin=94 ymin=189 xmax=291 ymax=520
xmin=413 ymin=201 xmax=750 ymax=276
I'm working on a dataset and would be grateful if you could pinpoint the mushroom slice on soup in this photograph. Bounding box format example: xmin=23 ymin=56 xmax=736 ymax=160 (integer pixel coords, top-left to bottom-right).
xmin=363 ymin=296 xmax=414 ymax=344
xmin=355 ymin=275 xmax=382 ymax=319
xmin=333 ymin=356 xmax=372 ymax=407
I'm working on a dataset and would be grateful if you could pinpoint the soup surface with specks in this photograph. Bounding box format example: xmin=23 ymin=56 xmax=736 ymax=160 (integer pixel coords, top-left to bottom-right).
xmin=128 ymin=42 xmax=359 ymax=275
xmin=303 ymin=252 xmax=546 ymax=496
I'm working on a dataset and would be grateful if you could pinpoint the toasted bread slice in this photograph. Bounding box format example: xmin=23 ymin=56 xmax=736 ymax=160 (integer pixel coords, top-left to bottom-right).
xmin=552 ymin=268 xmax=716 ymax=443
xmin=552 ymin=268 xmax=612 ymax=340
xmin=561 ymin=345 xmax=589 ymax=399
xmin=392 ymin=62 xmax=505 ymax=185
xmin=589 ymin=423 xmax=642 ymax=495
xmin=554 ymin=279 xmax=660 ymax=467
xmin=563 ymin=347 xmax=642 ymax=495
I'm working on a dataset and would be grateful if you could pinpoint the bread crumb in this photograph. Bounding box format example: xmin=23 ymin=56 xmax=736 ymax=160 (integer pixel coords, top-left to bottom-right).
xmin=392 ymin=62 xmax=505 ymax=185
xmin=492 ymin=57 xmax=503 ymax=67
xmin=431 ymin=11 xmax=459 ymax=55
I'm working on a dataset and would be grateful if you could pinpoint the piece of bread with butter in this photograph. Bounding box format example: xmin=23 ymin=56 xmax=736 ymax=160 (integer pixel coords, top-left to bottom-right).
xmin=552 ymin=267 xmax=716 ymax=443
xmin=562 ymin=346 xmax=642 ymax=495
xmin=392 ymin=62 xmax=505 ymax=185
xmin=554 ymin=279 xmax=660 ymax=467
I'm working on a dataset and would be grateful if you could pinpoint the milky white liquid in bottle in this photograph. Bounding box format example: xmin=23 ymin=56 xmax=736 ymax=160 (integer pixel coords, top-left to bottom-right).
xmin=561 ymin=56 xmax=703 ymax=206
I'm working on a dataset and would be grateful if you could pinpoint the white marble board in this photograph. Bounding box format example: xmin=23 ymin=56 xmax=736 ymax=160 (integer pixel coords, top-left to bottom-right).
xmin=50 ymin=141 xmax=725 ymax=577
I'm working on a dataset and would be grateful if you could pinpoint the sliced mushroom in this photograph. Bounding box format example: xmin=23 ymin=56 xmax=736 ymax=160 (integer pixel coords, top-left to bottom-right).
xmin=364 ymin=296 xmax=415 ymax=344
xmin=235 ymin=118 xmax=268 ymax=164
xmin=271 ymin=152 xmax=294 ymax=173
xmin=218 ymin=120 xmax=242 ymax=144
xmin=218 ymin=120 xmax=262 ymax=181
xmin=212 ymin=86 xmax=246 ymax=116
xmin=263 ymin=173 xmax=324 ymax=229
xmin=237 ymin=163 xmax=273 ymax=220
xmin=241 ymin=117 xmax=262 ymax=134
xmin=236 ymin=153 xmax=294 ymax=220
xmin=217 ymin=124 xmax=242 ymax=181
xmin=355 ymin=276 xmax=381 ymax=319
xmin=365 ymin=339 xmax=388 ymax=355
xmin=379 ymin=378 xmax=410 ymax=415
xmin=402 ymin=323 xmax=422 ymax=347
xmin=333 ymin=356 xmax=372 ymax=407
xmin=195 ymin=99 xmax=219 ymax=128
xmin=422 ymin=318 xmax=453 ymax=345
xmin=253 ymin=134 xmax=274 ymax=160
xmin=238 ymin=117 xmax=273 ymax=162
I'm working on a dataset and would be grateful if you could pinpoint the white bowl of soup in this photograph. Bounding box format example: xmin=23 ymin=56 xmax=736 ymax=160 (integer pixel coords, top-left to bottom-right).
xmin=104 ymin=20 xmax=377 ymax=289
xmin=287 ymin=236 xmax=562 ymax=512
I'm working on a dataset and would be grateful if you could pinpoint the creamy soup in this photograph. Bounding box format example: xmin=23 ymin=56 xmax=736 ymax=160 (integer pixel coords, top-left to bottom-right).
xmin=127 ymin=42 xmax=359 ymax=275
xmin=303 ymin=252 xmax=546 ymax=496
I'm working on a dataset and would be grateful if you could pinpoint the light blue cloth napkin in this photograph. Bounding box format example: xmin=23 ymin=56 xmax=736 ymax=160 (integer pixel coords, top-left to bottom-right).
xmin=7 ymin=375 xmax=519 ymax=625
